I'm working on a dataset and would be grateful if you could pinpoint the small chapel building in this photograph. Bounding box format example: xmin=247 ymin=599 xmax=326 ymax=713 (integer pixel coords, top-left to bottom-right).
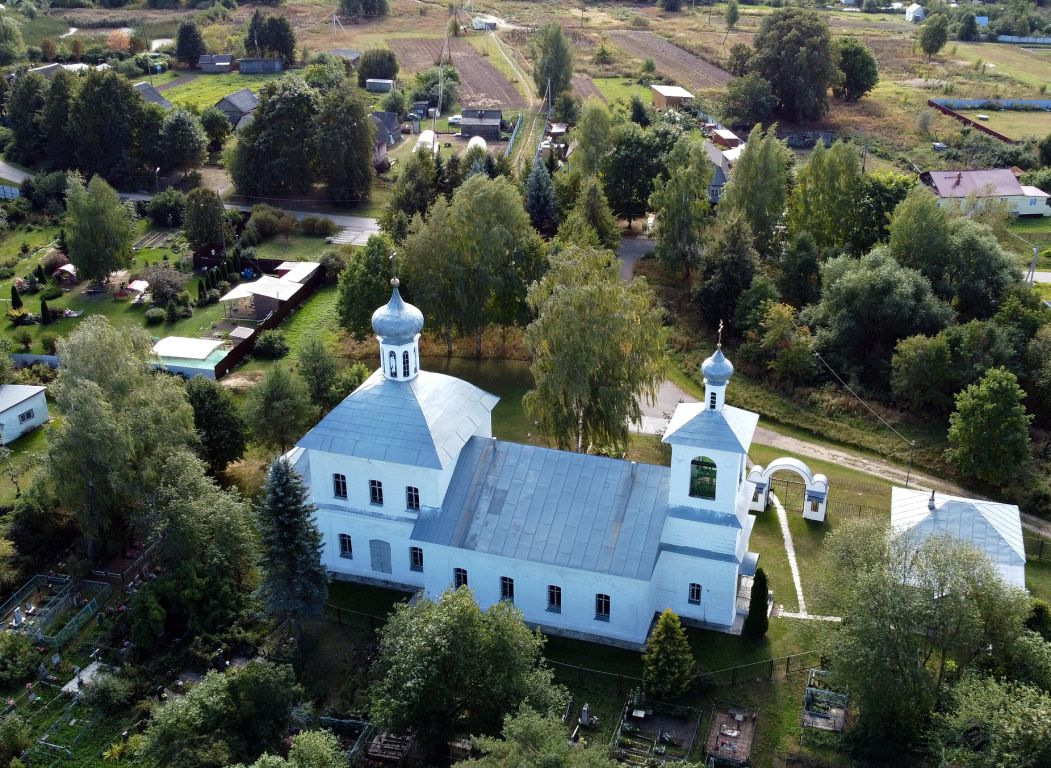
xmin=286 ymin=280 xmax=764 ymax=647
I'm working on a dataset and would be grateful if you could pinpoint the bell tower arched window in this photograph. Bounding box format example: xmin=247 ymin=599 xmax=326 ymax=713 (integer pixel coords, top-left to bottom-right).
xmin=689 ymin=456 xmax=717 ymax=500
xmin=388 ymin=350 xmax=398 ymax=378
xmin=402 ymin=351 xmax=410 ymax=378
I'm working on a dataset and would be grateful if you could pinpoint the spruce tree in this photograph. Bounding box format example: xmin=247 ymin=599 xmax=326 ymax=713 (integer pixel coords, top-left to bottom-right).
xmin=165 ymin=299 xmax=177 ymax=324
xmin=256 ymin=457 xmax=328 ymax=641
xmin=642 ymin=609 xmax=695 ymax=700
xmin=39 ymin=299 xmax=50 ymax=324
xmin=524 ymin=161 xmax=558 ymax=238
xmin=197 ymin=280 xmax=207 ymax=304
xmin=742 ymin=567 xmax=769 ymax=640
xmin=35 ymin=264 xmax=47 ymax=283
xmin=10 ymin=285 xmax=21 ymax=310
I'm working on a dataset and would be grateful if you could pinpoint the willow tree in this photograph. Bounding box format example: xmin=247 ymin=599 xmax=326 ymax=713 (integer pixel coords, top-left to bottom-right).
xmin=648 ymin=135 xmax=713 ymax=276
xmin=524 ymin=246 xmax=665 ymax=453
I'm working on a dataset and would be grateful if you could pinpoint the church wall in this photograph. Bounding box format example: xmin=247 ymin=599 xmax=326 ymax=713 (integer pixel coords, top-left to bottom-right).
xmin=419 ymin=547 xmax=657 ymax=645
xmin=304 ymin=450 xmax=443 ymax=517
xmin=315 ymin=506 xmax=426 ymax=590
xmin=651 ymin=551 xmax=739 ymax=627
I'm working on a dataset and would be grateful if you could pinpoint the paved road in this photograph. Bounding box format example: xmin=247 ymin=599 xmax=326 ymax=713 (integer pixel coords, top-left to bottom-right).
xmin=0 ymin=160 xmax=32 ymax=184
xmin=120 ymin=192 xmax=381 ymax=244
xmin=1033 ymin=270 xmax=1051 ymax=284
xmin=617 ymin=236 xmax=653 ymax=281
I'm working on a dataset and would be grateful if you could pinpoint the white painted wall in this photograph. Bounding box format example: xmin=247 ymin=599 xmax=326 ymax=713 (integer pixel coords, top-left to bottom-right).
xmin=0 ymin=390 xmax=47 ymax=445
xmin=935 ymin=195 xmax=1051 ymax=217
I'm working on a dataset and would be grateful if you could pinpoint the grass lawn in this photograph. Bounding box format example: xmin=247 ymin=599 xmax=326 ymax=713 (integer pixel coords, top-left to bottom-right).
xmin=749 ymin=508 xmax=799 ymax=613
xmin=955 ymin=108 xmax=1051 ymax=140
xmin=952 ymin=43 xmax=1051 ymax=91
xmin=592 ymin=77 xmax=651 ymax=107
xmin=253 ymin=235 xmax=331 ymax=262
xmin=1028 ymin=558 xmax=1051 ymax=604
xmin=0 ymin=419 xmax=52 ymax=507
xmin=748 ymin=445 xmax=892 ymax=513
xmin=165 ymin=72 xmax=285 ymax=110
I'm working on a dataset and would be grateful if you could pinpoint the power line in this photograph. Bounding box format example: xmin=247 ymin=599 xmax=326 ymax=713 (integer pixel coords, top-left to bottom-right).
xmin=811 ymin=348 xmax=913 ymax=447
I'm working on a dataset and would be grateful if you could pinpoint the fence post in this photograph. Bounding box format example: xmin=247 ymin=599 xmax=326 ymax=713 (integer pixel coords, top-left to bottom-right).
xmin=786 ymin=656 xmax=791 ymax=675
xmin=768 ymin=659 xmax=774 ymax=679
xmin=1041 ymin=539 xmax=1045 ymax=560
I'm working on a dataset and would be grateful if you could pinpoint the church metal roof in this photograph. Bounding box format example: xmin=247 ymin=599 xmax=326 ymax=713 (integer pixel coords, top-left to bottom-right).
xmin=411 ymin=437 xmax=672 ymax=580
xmin=891 ymin=487 xmax=1026 ymax=589
xmin=661 ymin=403 xmax=758 ymax=453
xmin=296 ymin=369 xmax=498 ymax=470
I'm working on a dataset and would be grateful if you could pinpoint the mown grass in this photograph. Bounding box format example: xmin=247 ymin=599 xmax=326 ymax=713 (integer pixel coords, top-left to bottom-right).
xmin=955 ymin=108 xmax=1051 ymax=141
xmin=0 ymin=418 xmax=51 ymax=507
xmin=252 ymin=234 xmax=331 ymax=262
xmin=1028 ymin=558 xmax=1051 ymax=604
xmin=749 ymin=507 xmax=798 ymax=613
xmin=592 ymin=77 xmax=652 ymax=106
xmin=164 ymin=72 xmax=285 ymax=110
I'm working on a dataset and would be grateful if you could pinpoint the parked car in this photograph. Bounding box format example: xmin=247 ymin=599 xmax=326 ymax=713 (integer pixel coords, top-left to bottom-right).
xmin=448 ymin=114 xmax=462 ymax=126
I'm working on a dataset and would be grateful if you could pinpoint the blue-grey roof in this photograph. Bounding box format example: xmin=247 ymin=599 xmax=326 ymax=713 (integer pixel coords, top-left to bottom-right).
xmin=371 ymin=283 xmax=424 ymax=344
xmin=216 ymin=87 xmax=260 ymax=117
xmin=662 ymin=403 xmax=758 ymax=453
xmin=891 ymin=487 xmax=1026 ymax=589
xmin=296 ymin=370 xmax=497 ymax=470
xmin=411 ymin=437 xmax=671 ymax=580
xmin=701 ymin=346 xmax=734 ymax=386
xmin=0 ymin=385 xmax=44 ymax=413
xmin=134 ymin=82 xmax=173 ymax=110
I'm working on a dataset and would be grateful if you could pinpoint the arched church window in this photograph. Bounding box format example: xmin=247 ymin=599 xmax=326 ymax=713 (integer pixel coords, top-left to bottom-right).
xmin=689 ymin=457 xmax=717 ymax=500
xmin=388 ymin=350 xmax=397 ymax=378
xmin=402 ymin=351 xmax=410 ymax=378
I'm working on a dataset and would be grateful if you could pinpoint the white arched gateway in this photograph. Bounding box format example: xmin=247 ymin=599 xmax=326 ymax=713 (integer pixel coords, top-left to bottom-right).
xmin=747 ymin=458 xmax=830 ymax=522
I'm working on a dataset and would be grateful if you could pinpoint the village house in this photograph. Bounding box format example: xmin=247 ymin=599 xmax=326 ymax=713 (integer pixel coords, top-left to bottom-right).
xmin=651 ymin=84 xmax=694 ymax=110
xmin=286 ymin=280 xmax=765 ymax=648
xmin=921 ymin=169 xmax=1051 ymax=217
xmin=214 ymin=88 xmax=261 ymax=133
xmin=198 ymin=54 xmax=234 ymax=74
xmin=459 ymin=109 xmax=503 ymax=140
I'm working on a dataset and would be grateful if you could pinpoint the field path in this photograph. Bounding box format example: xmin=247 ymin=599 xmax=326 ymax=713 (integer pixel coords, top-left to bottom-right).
xmin=156 ymin=72 xmax=200 ymax=92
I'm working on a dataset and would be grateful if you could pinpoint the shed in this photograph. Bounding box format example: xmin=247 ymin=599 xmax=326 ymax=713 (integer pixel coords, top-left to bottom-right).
xmin=215 ymin=88 xmax=261 ymax=131
xmin=198 ymin=54 xmax=234 ymax=73
xmin=0 ymin=385 xmax=47 ymax=445
xmin=152 ymin=337 xmax=229 ymax=380
xmin=460 ymin=108 xmax=502 ymax=140
xmin=133 ymin=82 xmax=173 ymax=111
xmin=330 ymin=49 xmax=362 ymax=66
xmin=238 ymin=57 xmax=284 ymax=74
xmin=229 ymin=326 xmax=255 ymax=343
xmin=703 ymin=141 xmax=731 ymax=204
xmin=365 ymin=78 xmax=395 ymax=93
xmin=219 ymin=276 xmax=306 ymax=321
xmin=651 ymin=84 xmax=694 ymax=109
xmin=891 ymin=487 xmax=1026 ymax=589
xmin=711 ymin=128 xmax=742 ymax=149
xmin=905 ymin=3 xmax=925 ymax=22
xmin=52 ymin=264 xmax=77 ymax=282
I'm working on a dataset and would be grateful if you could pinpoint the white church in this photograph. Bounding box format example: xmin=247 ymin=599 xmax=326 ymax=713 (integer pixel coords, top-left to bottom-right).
xmin=286 ymin=279 xmax=765 ymax=647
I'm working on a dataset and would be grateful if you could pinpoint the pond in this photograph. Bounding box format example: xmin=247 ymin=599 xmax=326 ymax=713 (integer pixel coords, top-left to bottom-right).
xmin=422 ymin=357 xmax=533 ymax=444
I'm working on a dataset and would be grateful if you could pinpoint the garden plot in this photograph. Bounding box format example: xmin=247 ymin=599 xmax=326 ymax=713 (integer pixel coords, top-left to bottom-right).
xmin=572 ymin=73 xmax=604 ymax=102
xmin=387 ymin=38 xmax=526 ymax=108
xmin=613 ymin=697 xmax=700 ymax=766
xmin=607 ymin=31 xmax=732 ymax=92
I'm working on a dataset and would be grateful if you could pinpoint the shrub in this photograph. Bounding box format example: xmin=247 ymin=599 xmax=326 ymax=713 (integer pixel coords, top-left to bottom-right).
xmin=298 ymin=216 xmax=339 ymax=237
xmin=40 ymin=285 xmax=63 ymax=301
xmin=12 ymin=328 xmax=31 ymax=351
xmin=6 ymin=308 xmax=27 ymax=325
xmin=0 ymin=715 xmax=30 ymax=766
xmin=41 ymin=251 xmax=69 ymax=274
xmin=206 ymin=288 xmax=220 ymax=304
xmin=319 ymin=248 xmax=348 ymax=283
xmin=742 ymin=567 xmax=769 ymax=640
xmin=146 ymin=187 xmax=187 ymax=228
xmin=144 ymin=263 xmax=187 ymax=306
xmin=40 ymin=333 xmax=58 ymax=355
xmin=254 ymin=330 xmax=289 ymax=359
xmin=0 ymin=634 xmax=37 ymax=687
xmin=1029 ymin=598 xmax=1051 ymax=640
xmin=247 ymin=204 xmax=284 ymax=239
xmin=144 ymin=308 xmax=166 ymax=325
xmin=82 ymin=672 xmax=137 ymax=715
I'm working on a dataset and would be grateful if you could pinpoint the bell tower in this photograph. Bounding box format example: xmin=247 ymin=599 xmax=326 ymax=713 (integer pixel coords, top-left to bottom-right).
xmin=370 ymin=277 xmax=424 ymax=382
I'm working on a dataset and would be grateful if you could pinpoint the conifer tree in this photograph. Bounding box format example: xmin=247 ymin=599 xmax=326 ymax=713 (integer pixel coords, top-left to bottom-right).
xmin=742 ymin=567 xmax=769 ymax=639
xmin=524 ymin=161 xmax=558 ymax=238
xmin=256 ymin=457 xmax=328 ymax=641
xmin=39 ymin=299 xmax=50 ymax=325
xmin=10 ymin=285 xmax=21 ymax=310
xmin=35 ymin=264 xmax=47 ymax=284
xmin=642 ymin=609 xmax=695 ymax=700
xmin=197 ymin=280 xmax=207 ymax=304
xmin=165 ymin=299 xmax=177 ymax=324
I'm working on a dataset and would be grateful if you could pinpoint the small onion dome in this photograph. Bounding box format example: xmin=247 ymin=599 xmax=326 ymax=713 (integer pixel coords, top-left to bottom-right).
xmin=701 ymin=346 xmax=734 ymax=386
xmin=371 ymin=277 xmax=424 ymax=344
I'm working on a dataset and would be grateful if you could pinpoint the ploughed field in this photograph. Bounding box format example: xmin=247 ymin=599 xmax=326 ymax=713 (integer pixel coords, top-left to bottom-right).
xmin=607 ymin=30 xmax=733 ymax=91
xmin=387 ymin=37 xmax=526 ymax=108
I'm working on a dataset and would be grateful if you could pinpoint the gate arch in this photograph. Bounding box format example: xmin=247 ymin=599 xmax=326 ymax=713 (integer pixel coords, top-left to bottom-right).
xmin=747 ymin=457 xmax=830 ymax=522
